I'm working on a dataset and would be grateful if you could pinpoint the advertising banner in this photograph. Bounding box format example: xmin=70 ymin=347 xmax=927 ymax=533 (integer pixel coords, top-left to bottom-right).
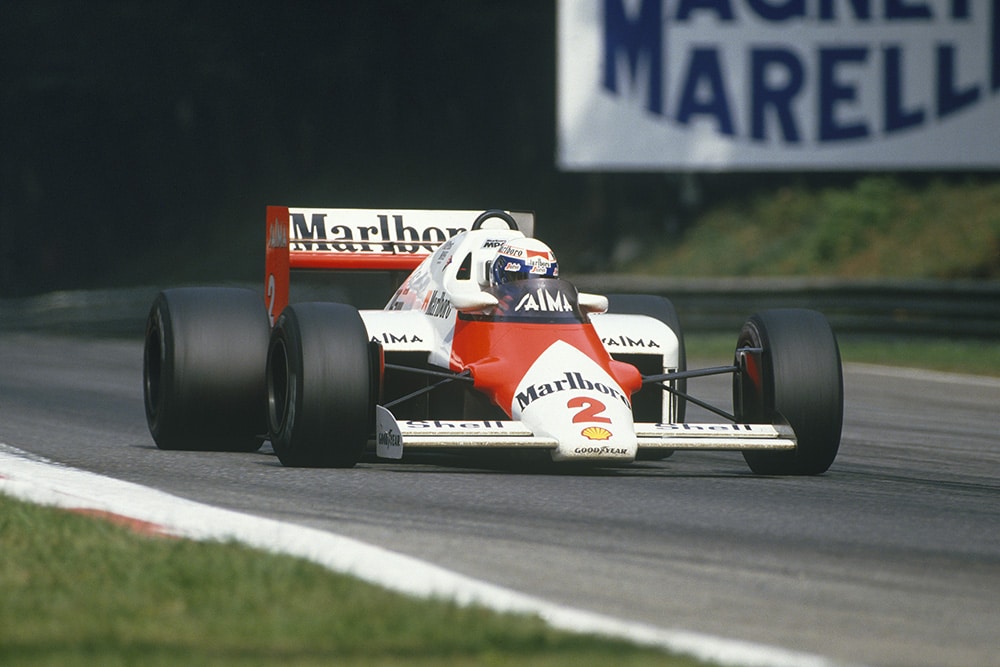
xmin=557 ymin=0 xmax=1000 ymax=170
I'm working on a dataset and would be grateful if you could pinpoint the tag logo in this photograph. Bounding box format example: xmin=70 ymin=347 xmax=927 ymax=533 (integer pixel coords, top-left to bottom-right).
xmin=515 ymin=287 xmax=573 ymax=312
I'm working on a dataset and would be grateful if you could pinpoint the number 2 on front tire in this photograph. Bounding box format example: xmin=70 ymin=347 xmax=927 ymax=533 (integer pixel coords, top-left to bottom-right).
xmin=568 ymin=397 xmax=611 ymax=424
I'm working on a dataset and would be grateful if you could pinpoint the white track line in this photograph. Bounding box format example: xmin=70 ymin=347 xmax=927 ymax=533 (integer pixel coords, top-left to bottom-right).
xmin=0 ymin=443 xmax=853 ymax=667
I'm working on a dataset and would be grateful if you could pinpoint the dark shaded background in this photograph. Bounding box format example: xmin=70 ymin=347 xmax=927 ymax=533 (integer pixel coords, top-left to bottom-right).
xmin=1 ymin=2 xmax=992 ymax=297
xmin=0 ymin=1 xmax=746 ymax=296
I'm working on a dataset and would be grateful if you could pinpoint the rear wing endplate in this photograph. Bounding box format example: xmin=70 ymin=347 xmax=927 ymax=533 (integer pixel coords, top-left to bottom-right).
xmin=265 ymin=206 xmax=534 ymax=325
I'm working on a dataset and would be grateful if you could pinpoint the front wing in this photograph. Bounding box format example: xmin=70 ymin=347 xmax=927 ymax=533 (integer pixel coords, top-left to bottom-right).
xmin=374 ymin=406 xmax=795 ymax=460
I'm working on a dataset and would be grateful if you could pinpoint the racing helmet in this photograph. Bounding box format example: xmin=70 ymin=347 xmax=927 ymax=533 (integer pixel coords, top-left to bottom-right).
xmin=490 ymin=237 xmax=558 ymax=285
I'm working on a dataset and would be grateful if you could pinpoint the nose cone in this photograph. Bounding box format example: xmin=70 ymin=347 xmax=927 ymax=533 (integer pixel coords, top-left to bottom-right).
xmin=511 ymin=340 xmax=637 ymax=462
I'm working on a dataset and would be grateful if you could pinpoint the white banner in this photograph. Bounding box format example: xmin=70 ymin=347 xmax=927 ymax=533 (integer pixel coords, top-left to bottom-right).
xmin=557 ymin=0 xmax=1000 ymax=170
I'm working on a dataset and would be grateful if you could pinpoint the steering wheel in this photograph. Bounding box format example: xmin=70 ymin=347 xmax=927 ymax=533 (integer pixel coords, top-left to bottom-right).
xmin=471 ymin=209 xmax=519 ymax=230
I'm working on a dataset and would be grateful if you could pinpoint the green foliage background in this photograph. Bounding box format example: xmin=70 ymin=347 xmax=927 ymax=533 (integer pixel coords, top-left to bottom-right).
xmin=630 ymin=177 xmax=1000 ymax=279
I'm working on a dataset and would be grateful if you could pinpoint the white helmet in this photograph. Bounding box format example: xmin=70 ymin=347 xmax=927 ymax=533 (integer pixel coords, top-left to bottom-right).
xmin=490 ymin=238 xmax=558 ymax=285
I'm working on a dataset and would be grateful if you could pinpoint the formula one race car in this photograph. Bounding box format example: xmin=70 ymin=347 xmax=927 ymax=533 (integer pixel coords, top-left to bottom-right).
xmin=143 ymin=208 xmax=843 ymax=475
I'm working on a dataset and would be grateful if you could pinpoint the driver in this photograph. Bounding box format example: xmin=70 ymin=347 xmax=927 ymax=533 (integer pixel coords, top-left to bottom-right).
xmin=490 ymin=237 xmax=559 ymax=286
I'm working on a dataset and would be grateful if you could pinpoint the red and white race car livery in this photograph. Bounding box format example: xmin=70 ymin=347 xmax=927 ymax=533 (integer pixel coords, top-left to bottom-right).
xmin=144 ymin=207 xmax=843 ymax=474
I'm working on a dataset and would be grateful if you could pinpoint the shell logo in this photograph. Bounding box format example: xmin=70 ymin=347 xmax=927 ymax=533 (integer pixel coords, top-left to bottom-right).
xmin=581 ymin=426 xmax=612 ymax=441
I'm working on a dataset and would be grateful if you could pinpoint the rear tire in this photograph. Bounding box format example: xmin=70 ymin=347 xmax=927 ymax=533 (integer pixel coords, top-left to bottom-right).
xmin=267 ymin=303 xmax=376 ymax=467
xmin=143 ymin=288 xmax=269 ymax=452
xmin=734 ymin=309 xmax=843 ymax=475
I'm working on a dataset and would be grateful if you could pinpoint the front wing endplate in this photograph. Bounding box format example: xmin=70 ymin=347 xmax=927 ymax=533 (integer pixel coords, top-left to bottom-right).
xmin=375 ymin=406 xmax=558 ymax=459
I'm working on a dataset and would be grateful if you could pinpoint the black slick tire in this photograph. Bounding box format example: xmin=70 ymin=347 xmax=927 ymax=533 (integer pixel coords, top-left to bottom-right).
xmin=143 ymin=287 xmax=270 ymax=452
xmin=734 ymin=309 xmax=843 ymax=475
xmin=267 ymin=302 xmax=375 ymax=468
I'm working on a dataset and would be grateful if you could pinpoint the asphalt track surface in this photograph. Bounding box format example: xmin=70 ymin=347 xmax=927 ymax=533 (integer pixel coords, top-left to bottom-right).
xmin=1 ymin=332 xmax=999 ymax=667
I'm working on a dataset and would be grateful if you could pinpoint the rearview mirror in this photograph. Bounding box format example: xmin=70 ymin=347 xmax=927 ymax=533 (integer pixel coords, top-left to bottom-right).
xmin=449 ymin=291 xmax=500 ymax=312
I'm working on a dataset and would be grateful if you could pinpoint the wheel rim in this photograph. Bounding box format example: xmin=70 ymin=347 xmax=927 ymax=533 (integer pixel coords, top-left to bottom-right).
xmin=267 ymin=337 xmax=291 ymax=435
xmin=143 ymin=315 xmax=163 ymax=423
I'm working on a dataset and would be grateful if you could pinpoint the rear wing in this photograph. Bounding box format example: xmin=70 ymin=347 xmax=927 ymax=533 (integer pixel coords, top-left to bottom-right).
xmin=265 ymin=206 xmax=534 ymax=324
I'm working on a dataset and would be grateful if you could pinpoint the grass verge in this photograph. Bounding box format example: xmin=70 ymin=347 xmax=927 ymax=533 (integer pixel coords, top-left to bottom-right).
xmin=0 ymin=495 xmax=705 ymax=667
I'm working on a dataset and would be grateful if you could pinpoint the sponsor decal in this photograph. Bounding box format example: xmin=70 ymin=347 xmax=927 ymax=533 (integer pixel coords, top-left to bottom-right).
xmin=373 ymin=333 xmax=424 ymax=345
xmin=516 ymin=372 xmax=631 ymax=411
xmin=497 ymin=243 xmax=524 ymax=258
xmin=289 ymin=212 xmax=465 ymax=253
xmin=515 ymin=287 xmax=574 ymax=312
xmin=405 ymin=268 xmax=432 ymax=296
xmin=559 ymin=0 xmax=1000 ymax=168
xmin=377 ymin=429 xmax=403 ymax=451
xmin=601 ymin=335 xmax=661 ymax=349
xmin=481 ymin=238 xmax=507 ymax=249
xmin=526 ymin=256 xmax=556 ymax=275
xmin=574 ymin=445 xmax=629 ymax=456
xmin=375 ymin=405 xmax=404 ymax=459
xmin=525 ymin=248 xmax=553 ymax=259
xmin=423 ymin=290 xmax=453 ymax=319
xmin=581 ymin=426 xmax=613 ymax=441
xmin=434 ymin=238 xmax=458 ymax=265
xmin=655 ymin=423 xmax=754 ymax=431
xmin=405 ymin=420 xmax=507 ymax=429
xmin=268 ymin=219 xmax=289 ymax=249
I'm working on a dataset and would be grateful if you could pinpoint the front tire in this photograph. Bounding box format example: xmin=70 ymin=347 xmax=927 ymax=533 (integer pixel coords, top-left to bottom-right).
xmin=143 ymin=288 xmax=269 ymax=452
xmin=267 ymin=303 xmax=376 ymax=467
xmin=734 ymin=309 xmax=843 ymax=475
